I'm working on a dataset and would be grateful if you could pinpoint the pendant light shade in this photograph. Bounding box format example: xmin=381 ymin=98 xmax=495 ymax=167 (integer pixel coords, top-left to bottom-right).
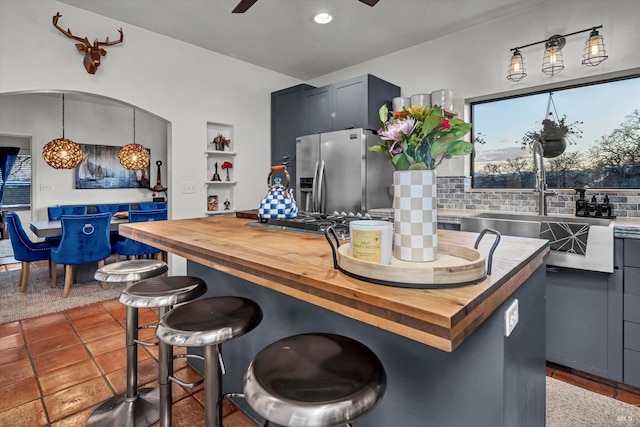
xmin=541 ymin=35 xmax=565 ymax=76
xmin=43 ymin=94 xmax=83 ymax=169
xmin=582 ymin=28 xmax=608 ymax=66
xmin=119 ymin=109 xmax=150 ymax=170
xmin=507 ymin=49 xmax=527 ymax=82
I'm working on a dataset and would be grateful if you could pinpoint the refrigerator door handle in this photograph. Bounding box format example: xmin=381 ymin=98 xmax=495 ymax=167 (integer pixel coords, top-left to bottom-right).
xmin=316 ymin=160 xmax=325 ymax=213
xmin=311 ymin=160 xmax=320 ymax=212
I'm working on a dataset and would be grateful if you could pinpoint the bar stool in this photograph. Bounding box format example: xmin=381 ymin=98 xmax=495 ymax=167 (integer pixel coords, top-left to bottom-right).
xmin=156 ymin=296 xmax=263 ymax=427
xmin=87 ymin=259 xmax=170 ymax=427
xmin=243 ymin=333 xmax=386 ymax=427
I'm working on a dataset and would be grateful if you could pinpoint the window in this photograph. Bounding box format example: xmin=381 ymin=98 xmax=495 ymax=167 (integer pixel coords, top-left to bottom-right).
xmin=472 ymin=76 xmax=640 ymax=190
xmin=1 ymin=154 xmax=31 ymax=205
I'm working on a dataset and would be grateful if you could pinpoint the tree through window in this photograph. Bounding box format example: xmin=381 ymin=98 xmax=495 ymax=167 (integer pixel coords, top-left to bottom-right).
xmin=472 ymin=76 xmax=640 ymax=189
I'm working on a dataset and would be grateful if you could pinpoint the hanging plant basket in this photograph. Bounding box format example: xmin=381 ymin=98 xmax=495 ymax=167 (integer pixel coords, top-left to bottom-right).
xmin=542 ymin=137 xmax=566 ymax=159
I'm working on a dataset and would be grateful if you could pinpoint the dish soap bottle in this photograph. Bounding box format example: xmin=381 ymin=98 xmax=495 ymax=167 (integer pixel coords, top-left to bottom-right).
xmin=574 ymin=188 xmax=587 ymax=217
xmin=601 ymin=195 xmax=612 ymax=217
xmin=587 ymin=195 xmax=598 ymax=216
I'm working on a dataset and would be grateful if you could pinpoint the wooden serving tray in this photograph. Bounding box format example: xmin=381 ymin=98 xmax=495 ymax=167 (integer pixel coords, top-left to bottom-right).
xmin=335 ymin=242 xmax=487 ymax=288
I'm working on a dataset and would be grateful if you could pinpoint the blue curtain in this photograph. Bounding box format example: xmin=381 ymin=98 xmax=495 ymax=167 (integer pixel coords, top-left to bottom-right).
xmin=0 ymin=147 xmax=20 ymax=205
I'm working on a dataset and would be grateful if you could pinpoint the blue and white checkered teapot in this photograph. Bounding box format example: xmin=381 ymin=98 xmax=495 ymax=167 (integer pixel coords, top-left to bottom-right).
xmin=258 ymin=165 xmax=298 ymax=219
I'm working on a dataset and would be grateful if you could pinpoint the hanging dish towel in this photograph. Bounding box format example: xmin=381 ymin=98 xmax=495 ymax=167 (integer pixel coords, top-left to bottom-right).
xmin=539 ymin=222 xmax=590 ymax=255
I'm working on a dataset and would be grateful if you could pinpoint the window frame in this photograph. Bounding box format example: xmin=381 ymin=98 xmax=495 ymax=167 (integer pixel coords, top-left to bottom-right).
xmin=469 ymin=71 xmax=640 ymax=190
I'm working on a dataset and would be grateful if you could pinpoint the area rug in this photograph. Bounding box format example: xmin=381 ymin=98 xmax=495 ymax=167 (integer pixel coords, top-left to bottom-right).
xmin=0 ymin=262 xmax=125 ymax=323
xmin=546 ymin=376 xmax=640 ymax=426
xmin=0 ymin=238 xmax=13 ymax=259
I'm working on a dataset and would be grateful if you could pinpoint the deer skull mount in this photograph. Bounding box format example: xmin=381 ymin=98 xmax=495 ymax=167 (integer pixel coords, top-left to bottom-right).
xmin=52 ymin=12 xmax=124 ymax=74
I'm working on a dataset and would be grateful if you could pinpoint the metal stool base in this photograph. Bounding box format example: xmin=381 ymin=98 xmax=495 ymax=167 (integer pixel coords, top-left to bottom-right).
xmin=87 ymin=387 xmax=160 ymax=427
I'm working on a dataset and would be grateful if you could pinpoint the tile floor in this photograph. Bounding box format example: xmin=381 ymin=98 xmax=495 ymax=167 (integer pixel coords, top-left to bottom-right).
xmin=1 ymin=260 xmax=640 ymax=426
xmin=0 ymin=299 xmax=257 ymax=427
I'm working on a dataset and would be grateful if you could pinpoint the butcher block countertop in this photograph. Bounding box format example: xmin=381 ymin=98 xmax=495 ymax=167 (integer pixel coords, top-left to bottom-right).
xmin=120 ymin=216 xmax=549 ymax=352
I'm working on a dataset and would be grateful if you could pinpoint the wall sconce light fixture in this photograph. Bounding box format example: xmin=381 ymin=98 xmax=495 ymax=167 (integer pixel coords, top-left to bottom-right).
xmin=507 ymin=25 xmax=607 ymax=82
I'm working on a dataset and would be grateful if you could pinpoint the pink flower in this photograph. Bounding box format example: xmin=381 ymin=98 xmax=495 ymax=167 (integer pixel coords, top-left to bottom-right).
xmin=441 ymin=119 xmax=451 ymax=130
xmin=379 ymin=117 xmax=416 ymax=141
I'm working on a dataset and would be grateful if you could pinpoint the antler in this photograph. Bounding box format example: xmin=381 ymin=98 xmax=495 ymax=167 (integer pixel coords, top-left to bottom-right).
xmin=52 ymin=12 xmax=90 ymax=46
xmin=95 ymin=28 xmax=124 ymax=47
xmin=52 ymin=12 xmax=123 ymax=47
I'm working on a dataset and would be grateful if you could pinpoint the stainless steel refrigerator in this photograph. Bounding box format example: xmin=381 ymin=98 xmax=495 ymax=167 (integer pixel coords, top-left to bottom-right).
xmin=295 ymin=128 xmax=393 ymax=215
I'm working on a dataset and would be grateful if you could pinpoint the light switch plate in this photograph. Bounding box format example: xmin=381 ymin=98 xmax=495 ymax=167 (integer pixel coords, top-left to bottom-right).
xmin=181 ymin=182 xmax=197 ymax=194
xmin=504 ymin=299 xmax=519 ymax=337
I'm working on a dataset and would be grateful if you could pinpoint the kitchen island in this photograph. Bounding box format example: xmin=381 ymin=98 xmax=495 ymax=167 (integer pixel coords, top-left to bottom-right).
xmin=120 ymin=216 xmax=549 ymax=426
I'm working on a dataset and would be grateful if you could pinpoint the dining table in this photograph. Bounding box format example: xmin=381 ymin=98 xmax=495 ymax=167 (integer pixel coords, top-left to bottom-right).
xmin=30 ymin=217 xmax=129 ymax=238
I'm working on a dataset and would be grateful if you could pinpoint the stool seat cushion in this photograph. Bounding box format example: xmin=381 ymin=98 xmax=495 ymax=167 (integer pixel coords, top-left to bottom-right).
xmin=156 ymin=297 xmax=262 ymax=347
xmin=243 ymin=333 xmax=386 ymax=427
xmin=94 ymin=259 xmax=168 ymax=283
xmin=120 ymin=276 xmax=207 ymax=308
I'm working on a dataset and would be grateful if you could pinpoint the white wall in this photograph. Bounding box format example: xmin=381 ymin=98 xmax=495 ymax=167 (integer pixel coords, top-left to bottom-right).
xmin=307 ymin=0 xmax=640 ymax=175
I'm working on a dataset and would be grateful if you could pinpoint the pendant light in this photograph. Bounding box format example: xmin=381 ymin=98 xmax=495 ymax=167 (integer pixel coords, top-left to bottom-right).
xmin=507 ymin=49 xmax=527 ymax=82
xmin=42 ymin=94 xmax=83 ymax=169
xmin=582 ymin=27 xmax=608 ymax=66
xmin=119 ymin=109 xmax=150 ymax=170
xmin=541 ymin=35 xmax=565 ymax=76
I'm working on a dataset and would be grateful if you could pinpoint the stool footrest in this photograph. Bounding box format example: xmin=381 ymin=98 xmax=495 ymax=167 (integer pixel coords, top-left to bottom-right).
xmin=169 ymin=374 xmax=204 ymax=388
xmin=174 ymin=353 xmax=204 ymax=362
xmin=134 ymin=338 xmax=159 ymax=347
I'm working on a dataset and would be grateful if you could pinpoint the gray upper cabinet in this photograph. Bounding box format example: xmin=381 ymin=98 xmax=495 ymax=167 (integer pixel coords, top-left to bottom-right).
xmin=333 ymin=75 xmax=400 ymax=132
xmin=302 ymin=74 xmax=400 ymax=135
xmin=302 ymin=85 xmax=333 ymax=135
xmin=271 ymin=84 xmax=315 ymax=187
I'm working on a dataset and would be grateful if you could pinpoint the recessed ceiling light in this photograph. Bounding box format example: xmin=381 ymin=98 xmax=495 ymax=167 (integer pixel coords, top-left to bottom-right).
xmin=314 ymin=13 xmax=333 ymax=24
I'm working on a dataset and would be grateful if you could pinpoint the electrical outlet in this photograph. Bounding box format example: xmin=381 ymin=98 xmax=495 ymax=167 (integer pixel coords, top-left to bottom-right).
xmin=504 ymin=299 xmax=519 ymax=337
xmin=181 ymin=182 xmax=197 ymax=194
xmin=40 ymin=184 xmax=54 ymax=191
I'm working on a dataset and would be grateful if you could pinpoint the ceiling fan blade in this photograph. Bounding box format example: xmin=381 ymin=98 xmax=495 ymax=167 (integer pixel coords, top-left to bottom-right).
xmin=358 ymin=0 xmax=380 ymax=6
xmin=232 ymin=0 xmax=258 ymax=13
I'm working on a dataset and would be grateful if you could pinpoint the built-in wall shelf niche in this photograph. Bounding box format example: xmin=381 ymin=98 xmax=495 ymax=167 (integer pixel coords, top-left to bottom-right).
xmin=206 ymin=122 xmax=236 ymax=215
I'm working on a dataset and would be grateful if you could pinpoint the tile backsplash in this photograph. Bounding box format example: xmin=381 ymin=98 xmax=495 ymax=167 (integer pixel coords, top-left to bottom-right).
xmin=437 ymin=176 xmax=640 ymax=218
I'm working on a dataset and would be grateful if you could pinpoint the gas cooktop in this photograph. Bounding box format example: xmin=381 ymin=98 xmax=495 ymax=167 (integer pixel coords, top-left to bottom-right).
xmin=248 ymin=211 xmax=390 ymax=239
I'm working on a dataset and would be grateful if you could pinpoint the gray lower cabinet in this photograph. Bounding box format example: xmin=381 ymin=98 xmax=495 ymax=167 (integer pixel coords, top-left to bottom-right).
xmin=624 ymin=238 xmax=640 ymax=387
xmin=545 ymin=238 xmax=623 ymax=382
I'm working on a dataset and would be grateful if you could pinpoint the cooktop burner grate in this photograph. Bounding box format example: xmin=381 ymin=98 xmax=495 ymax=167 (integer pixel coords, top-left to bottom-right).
xmin=249 ymin=211 xmax=389 ymax=239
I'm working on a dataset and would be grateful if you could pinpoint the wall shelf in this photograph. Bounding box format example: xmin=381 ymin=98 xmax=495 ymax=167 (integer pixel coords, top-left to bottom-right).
xmin=206 ymin=122 xmax=236 ymax=215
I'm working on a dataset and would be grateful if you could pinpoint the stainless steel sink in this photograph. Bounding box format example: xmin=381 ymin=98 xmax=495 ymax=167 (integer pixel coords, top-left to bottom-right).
xmin=460 ymin=212 xmax=614 ymax=273
xmin=468 ymin=212 xmax=612 ymax=227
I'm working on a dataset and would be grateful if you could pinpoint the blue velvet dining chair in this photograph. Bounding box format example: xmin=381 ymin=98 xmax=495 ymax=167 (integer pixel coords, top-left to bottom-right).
xmin=111 ymin=209 xmax=167 ymax=261
xmin=46 ymin=205 xmax=88 ymax=244
xmin=5 ymin=211 xmax=57 ymax=292
xmin=50 ymin=213 xmax=112 ymax=298
xmin=96 ymin=204 xmax=130 ymax=242
xmin=96 ymin=204 xmax=131 ymax=214
xmin=137 ymin=202 xmax=167 ymax=210
xmin=47 ymin=205 xmax=88 ymax=220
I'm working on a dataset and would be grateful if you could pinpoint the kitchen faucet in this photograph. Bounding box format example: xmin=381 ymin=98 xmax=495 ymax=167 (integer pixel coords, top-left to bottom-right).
xmin=532 ymin=140 xmax=557 ymax=216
